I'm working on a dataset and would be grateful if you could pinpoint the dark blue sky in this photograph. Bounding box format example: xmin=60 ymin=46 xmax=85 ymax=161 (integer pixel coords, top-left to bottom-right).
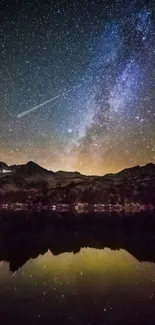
xmin=1 ymin=0 xmax=155 ymax=174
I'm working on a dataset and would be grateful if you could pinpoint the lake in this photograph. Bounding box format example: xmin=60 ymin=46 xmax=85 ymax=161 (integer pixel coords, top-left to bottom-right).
xmin=0 ymin=243 xmax=155 ymax=324
xmin=0 ymin=211 xmax=155 ymax=324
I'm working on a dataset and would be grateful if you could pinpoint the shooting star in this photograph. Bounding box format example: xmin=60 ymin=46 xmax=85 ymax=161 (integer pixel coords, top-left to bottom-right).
xmin=17 ymin=84 xmax=81 ymax=118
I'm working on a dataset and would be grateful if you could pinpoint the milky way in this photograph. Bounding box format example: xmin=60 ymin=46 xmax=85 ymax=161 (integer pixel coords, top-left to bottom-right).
xmin=1 ymin=0 xmax=155 ymax=174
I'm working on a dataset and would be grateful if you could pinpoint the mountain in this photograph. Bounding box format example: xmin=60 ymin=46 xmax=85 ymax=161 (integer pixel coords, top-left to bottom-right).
xmin=0 ymin=161 xmax=10 ymax=172
xmin=9 ymin=161 xmax=53 ymax=176
xmin=0 ymin=161 xmax=155 ymax=205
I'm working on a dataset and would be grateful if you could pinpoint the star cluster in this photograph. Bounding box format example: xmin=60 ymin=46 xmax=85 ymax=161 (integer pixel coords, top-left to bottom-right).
xmin=1 ymin=0 xmax=155 ymax=174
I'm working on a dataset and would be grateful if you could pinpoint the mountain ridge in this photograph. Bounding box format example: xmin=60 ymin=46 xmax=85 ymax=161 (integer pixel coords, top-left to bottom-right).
xmin=1 ymin=160 xmax=155 ymax=177
xmin=0 ymin=160 xmax=155 ymax=205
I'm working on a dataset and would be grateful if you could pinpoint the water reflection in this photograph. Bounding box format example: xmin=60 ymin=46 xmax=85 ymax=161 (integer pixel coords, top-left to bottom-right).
xmin=0 ymin=247 xmax=155 ymax=325
xmin=0 ymin=224 xmax=155 ymax=272
xmin=0 ymin=216 xmax=155 ymax=324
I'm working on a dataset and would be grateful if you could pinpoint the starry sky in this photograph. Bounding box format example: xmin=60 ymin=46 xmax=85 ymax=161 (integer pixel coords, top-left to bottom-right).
xmin=1 ymin=0 xmax=155 ymax=175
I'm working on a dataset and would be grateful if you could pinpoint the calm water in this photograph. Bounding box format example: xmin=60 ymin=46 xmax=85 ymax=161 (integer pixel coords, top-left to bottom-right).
xmin=0 ymin=246 xmax=155 ymax=324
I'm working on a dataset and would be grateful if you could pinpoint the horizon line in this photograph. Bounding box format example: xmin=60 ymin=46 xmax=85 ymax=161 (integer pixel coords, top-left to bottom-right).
xmin=0 ymin=159 xmax=155 ymax=177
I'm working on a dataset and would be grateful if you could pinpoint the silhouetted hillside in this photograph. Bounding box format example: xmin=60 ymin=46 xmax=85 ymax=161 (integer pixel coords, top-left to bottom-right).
xmin=0 ymin=161 xmax=155 ymax=205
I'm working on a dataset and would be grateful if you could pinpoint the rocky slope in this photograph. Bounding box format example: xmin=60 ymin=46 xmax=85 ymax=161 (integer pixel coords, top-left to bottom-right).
xmin=0 ymin=161 xmax=155 ymax=204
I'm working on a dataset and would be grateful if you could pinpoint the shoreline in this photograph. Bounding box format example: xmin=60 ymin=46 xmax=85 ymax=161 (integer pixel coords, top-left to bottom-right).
xmin=0 ymin=203 xmax=154 ymax=213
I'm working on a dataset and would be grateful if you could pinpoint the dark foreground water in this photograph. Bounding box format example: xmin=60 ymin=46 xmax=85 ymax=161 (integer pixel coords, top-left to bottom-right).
xmin=0 ymin=212 xmax=155 ymax=324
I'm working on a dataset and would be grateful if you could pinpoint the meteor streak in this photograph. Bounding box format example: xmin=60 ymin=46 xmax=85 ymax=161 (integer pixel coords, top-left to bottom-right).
xmin=17 ymin=84 xmax=81 ymax=118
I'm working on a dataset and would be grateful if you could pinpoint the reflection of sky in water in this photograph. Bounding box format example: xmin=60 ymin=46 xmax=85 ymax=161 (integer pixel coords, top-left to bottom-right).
xmin=0 ymin=248 xmax=155 ymax=324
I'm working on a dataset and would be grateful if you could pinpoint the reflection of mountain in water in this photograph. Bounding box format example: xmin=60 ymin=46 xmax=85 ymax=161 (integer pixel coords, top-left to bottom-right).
xmin=0 ymin=220 xmax=155 ymax=272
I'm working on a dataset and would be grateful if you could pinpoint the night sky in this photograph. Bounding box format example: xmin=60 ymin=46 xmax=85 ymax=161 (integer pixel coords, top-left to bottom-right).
xmin=1 ymin=0 xmax=155 ymax=175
